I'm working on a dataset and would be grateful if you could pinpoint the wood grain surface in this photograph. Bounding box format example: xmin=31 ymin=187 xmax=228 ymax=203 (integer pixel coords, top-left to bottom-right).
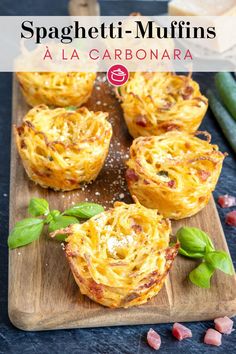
xmin=8 ymin=74 xmax=236 ymax=331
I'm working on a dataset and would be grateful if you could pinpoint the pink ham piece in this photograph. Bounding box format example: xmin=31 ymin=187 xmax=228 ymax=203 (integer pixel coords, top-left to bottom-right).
xmin=218 ymin=195 xmax=236 ymax=208
xmin=172 ymin=323 xmax=192 ymax=341
xmin=136 ymin=115 xmax=147 ymax=127
xmin=225 ymin=210 xmax=236 ymax=226
xmin=147 ymin=328 xmax=161 ymax=350
xmin=168 ymin=180 xmax=176 ymax=188
xmin=126 ymin=168 xmax=139 ymax=182
xmin=204 ymin=328 xmax=222 ymax=346
xmin=198 ymin=170 xmax=210 ymax=182
xmin=214 ymin=316 xmax=234 ymax=334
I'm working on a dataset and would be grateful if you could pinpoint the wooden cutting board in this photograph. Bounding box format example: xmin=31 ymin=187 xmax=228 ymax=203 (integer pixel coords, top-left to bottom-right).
xmin=8 ymin=74 xmax=236 ymax=331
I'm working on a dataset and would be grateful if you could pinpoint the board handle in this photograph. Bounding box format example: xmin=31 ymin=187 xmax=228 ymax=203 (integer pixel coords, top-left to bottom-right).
xmin=68 ymin=0 xmax=100 ymax=16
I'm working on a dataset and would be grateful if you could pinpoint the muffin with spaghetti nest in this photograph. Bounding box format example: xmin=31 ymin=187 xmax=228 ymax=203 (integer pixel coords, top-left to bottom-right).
xmin=126 ymin=131 xmax=226 ymax=219
xmin=16 ymin=72 xmax=96 ymax=107
xmin=51 ymin=200 xmax=179 ymax=308
xmin=117 ymin=72 xmax=208 ymax=138
xmin=14 ymin=105 xmax=112 ymax=191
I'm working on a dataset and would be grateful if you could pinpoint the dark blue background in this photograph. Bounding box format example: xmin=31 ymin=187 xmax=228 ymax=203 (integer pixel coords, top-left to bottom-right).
xmin=0 ymin=1 xmax=236 ymax=353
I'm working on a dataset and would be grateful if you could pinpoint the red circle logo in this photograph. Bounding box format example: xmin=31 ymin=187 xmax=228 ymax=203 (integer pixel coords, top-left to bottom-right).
xmin=107 ymin=64 xmax=129 ymax=86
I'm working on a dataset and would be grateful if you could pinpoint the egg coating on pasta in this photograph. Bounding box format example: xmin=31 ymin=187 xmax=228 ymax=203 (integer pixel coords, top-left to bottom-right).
xmin=52 ymin=201 xmax=179 ymax=308
xmin=16 ymin=72 xmax=96 ymax=107
xmin=117 ymin=72 xmax=208 ymax=138
xmin=126 ymin=131 xmax=225 ymax=219
xmin=14 ymin=105 xmax=112 ymax=191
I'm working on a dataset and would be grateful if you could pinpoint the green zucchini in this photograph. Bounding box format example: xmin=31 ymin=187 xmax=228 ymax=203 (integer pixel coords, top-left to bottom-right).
xmin=207 ymin=89 xmax=236 ymax=153
xmin=215 ymin=72 xmax=236 ymax=121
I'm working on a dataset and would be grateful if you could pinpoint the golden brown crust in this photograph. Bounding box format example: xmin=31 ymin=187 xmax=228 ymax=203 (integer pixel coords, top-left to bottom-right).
xmin=53 ymin=201 xmax=179 ymax=308
xmin=14 ymin=105 xmax=112 ymax=191
xmin=117 ymin=72 xmax=208 ymax=138
xmin=16 ymin=72 xmax=96 ymax=107
xmin=126 ymin=131 xmax=225 ymax=219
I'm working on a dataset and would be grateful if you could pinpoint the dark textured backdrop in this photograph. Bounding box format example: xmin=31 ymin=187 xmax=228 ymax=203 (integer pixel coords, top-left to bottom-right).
xmin=0 ymin=1 xmax=236 ymax=353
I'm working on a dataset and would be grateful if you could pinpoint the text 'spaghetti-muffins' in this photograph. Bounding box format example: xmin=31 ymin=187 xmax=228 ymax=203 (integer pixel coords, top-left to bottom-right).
xmin=126 ymin=131 xmax=226 ymax=219
xmin=14 ymin=105 xmax=112 ymax=191
xmin=117 ymin=72 xmax=208 ymax=138
xmin=52 ymin=200 xmax=179 ymax=308
xmin=16 ymin=72 xmax=96 ymax=107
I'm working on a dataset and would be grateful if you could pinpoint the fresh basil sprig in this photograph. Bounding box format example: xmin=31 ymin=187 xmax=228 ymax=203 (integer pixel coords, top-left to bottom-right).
xmin=48 ymin=215 xmax=79 ymax=241
xmin=177 ymin=227 xmax=214 ymax=258
xmin=204 ymin=250 xmax=234 ymax=275
xmin=63 ymin=202 xmax=104 ymax=219
xmin=8 ymin=218 xmax=44 ymax=249
xmin=8 ymin=197 xmax=103 ymax=249
xmin=28 ymin=198 xmax=49 ymax=217
xmin=177 ymin=226 xmax=234 ymax=288
xmin=189 ymin=262 xmax=215 ymax=289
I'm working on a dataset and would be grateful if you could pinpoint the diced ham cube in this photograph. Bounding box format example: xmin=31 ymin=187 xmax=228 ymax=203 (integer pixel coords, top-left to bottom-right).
xmin=172 ymin=323 xmax=192 ymax=341
xmin=182 ymin=85 xmax=194 ymax=100
xmin=131 ymin=224 xmax=143 ymax=233
xmin=126 ymin=168 xmax=139 ymax=182
xmin=214 ymin=316 xmax=234 ymax=334
xmin=218 ymin=195 xmax=236 ymax=208
xmin=147 ymin=328 xmax=161 ymax=350
xmin=204 ymin=328 xmax=222 ymax=346
xmin=225 ymin=210 xmax=236 ymax=226
xmin=198 ymin=170 xmax=210 ymax=182
xmin=136 ymin=115 xmax=147 ymax=127
xmin=168 ymin=180 xmax=176 ymax=188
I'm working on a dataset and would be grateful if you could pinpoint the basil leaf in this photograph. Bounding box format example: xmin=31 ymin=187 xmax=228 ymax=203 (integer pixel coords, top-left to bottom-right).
xmin=65 ymin=106 xmax=77 ymax=111
xmin=189 ymin=262 xmax=215 ymax=288
xmin=63 ymin=202 xmax=104 ymax=219
xmin=204 ymin=251 xmax=234 ymax=275
xmin=177 ymin=227 xmax=215 ymax=259
xmin=178 ymin=248 xmax=207 ymax=259
xmin=8 ymin=218 xmax=44 ymax=249
xmin=48 ymin=215 xmax=79 ymax=241
xmin=45 ymin=210 xmax=61 ymax=224
xmin=28 ymin=198 xmax=49 ymax=217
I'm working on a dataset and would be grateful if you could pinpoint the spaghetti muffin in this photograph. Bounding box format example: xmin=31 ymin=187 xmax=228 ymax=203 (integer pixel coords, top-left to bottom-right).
xmin=126 ymin=131 xmax=225 ymax=219
xmin=16 ymin=72 xmax=96 ymax=107
xmin=14 ymin=105 xmax=112 ymax=191
xmin=51 ymin=200 xmax=179 ymax=308
xmin=117 ymin=72 xmax=208 ymax=138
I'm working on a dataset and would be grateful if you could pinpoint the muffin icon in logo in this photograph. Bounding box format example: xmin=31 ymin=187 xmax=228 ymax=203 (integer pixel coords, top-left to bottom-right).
xmin=107 ymin=64 xmax=129 ymax=86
